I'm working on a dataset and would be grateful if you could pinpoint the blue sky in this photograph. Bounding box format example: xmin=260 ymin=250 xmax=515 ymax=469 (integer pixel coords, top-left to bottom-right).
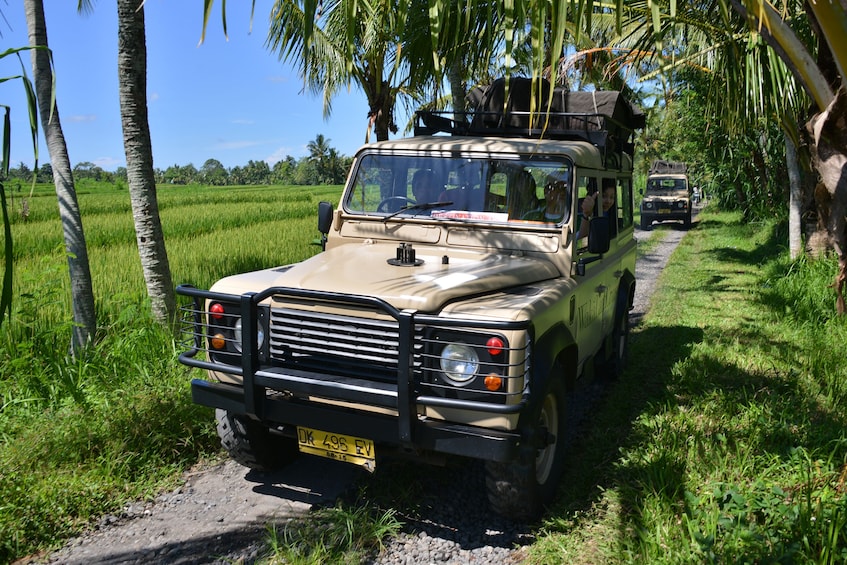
xmin=1 ymin=0 xmax=373 ymax=171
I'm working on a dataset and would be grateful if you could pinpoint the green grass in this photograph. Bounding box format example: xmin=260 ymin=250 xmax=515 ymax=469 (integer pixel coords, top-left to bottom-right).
xmin=0 ymin=183 xmax=341 ymax=563
xmin=525 ymin=210 xmax=847 ymax=564
xmin=262 ymin=502 xmax=402 ymax=564
xmin=2 ymin=189 xmax=845 ymax=564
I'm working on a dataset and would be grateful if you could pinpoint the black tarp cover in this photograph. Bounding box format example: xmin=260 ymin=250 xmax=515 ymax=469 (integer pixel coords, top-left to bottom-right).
xmin=466 ymin=77 xmax=645 ymax=134
xmin=648 ymin=160 xmax=688 ymax=175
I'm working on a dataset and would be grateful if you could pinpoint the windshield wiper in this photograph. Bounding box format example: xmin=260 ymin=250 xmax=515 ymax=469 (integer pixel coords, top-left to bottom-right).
xmin=382 ymin=201 xmax=453 ymax=222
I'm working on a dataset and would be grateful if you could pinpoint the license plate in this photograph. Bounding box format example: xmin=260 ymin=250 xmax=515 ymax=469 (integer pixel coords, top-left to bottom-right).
xmin=659 ymin=209 xmax=671 ymax=214
xmin=297 ymin=426 xmax=376 ymax=472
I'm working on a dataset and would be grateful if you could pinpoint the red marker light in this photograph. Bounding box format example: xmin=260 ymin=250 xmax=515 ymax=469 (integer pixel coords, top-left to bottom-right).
xmin=209 ymin=302 xmax=225 ymax=320
xmin=486 ymin=337 xmax=504 ymax=356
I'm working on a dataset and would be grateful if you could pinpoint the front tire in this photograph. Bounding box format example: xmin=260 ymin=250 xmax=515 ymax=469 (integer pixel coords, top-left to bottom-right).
xmin=216 ymin=409 xmax=298 ymax=472
xmin=641 ymin=215 xmax=651 ymax=230
xmin=484 ymin=378 xmax=567 ymax=521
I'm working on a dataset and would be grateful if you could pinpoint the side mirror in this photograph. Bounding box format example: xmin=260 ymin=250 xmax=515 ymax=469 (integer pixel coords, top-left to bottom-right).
xmin=588 ymin=216 xmax=611 ymax=254
xmin=317 ymin=201 xmax=334 ymax=250
xmin=575 ymin=217 xmax=611 ymax=276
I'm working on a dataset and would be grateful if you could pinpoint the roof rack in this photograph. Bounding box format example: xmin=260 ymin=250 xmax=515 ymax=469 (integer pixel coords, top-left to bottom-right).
xmin=413 ymin=77 xmax=644 ymax=167
xmin=649 ymin=160 xmax=688 ymax=175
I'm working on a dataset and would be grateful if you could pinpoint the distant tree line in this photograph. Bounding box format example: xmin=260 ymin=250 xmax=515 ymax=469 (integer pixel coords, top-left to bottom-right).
xmin=3 ymin=134 xmax=352 ymax=187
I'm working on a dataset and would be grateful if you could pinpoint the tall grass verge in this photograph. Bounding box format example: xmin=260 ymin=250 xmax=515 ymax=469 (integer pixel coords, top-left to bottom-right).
xmin=0 ymin=184 xmax=341 ymax=563
xmin=527 ymin=210 xmax=847 ymax=564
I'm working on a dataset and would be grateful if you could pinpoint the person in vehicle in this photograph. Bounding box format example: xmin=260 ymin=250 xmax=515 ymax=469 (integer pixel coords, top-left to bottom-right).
xmin=522 ymin=176 xmax=568 ymax=222
xmin=411 ymin=169 xmax=439 ymax=203
xmin=578 ymin=179 xmax=616 ymax=239
xmin=507 ymin=171 xmax=539 ymax=218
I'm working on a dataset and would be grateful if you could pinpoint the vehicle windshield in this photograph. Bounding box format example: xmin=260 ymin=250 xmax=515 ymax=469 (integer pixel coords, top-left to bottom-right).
xmin=344 ymin=154 xmax=573 ymax=225
xmin=646 ymin=178 xmax=688 ymax=193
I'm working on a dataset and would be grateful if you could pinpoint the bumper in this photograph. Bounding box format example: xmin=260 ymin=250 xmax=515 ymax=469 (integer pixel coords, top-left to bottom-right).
xmin=641 ymin=208 xmax=689 ymax=222
xmin=191 ymin=377 xmax=524 ymax=463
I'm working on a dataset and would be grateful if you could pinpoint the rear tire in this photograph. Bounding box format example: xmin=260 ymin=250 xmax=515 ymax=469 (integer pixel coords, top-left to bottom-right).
xmin=601 ymin=307 xmax=630 ymax=379
xmin=216 ymin=409 xmax=298 ymax=471
xmin=484 ymin=378 xmax=567 ymax=521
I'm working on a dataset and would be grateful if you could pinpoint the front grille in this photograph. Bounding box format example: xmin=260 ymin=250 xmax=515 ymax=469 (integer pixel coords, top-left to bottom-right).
xmin=269 ymin=307 xmax=422 ymax=381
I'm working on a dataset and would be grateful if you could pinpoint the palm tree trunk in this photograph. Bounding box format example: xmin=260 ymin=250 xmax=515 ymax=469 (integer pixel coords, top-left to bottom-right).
xmin=448 ymin=59 xmax=466 ymax=118
xmin=786 ymin=132 xmax=803 ymax=260
xmin=808 ymin=87 xmax=847 ymax=314
xmin=117 ymin=0 xmax=175 ymax=322
xmin=25 ymin=0 xmax=96 ymax=353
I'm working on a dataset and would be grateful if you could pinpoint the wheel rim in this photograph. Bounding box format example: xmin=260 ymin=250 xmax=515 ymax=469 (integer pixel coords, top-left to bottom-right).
xmin=535 ymin=392 xmax=559 ymax=485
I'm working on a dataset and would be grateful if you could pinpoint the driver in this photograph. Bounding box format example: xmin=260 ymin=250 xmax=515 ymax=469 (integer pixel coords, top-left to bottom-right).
xmin=411 ymin=169 xmax=438 ymax=203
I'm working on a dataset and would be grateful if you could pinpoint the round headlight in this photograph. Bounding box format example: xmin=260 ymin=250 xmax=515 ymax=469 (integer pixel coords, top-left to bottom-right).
xmin=440 ymin=344 xmax=479 ymax=385
xmin=233 ymin=318 xmax=265 ymax=353
xmin=645 ymin=202 xmax=653 ymax=209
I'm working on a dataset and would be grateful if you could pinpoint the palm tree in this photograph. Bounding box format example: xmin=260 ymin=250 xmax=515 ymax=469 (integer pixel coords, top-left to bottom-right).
xmin=265 ymin=0 xmax=438 ymax=142
xmin=117 ymin=0 xmax=175 ymax=322
xmin=306 ymin=133 xmax=332 ymax=182
xmin=612 ymin=0 xmax=844 ymax=309
xmin=25 ymin=0 xmax=96 ymax=352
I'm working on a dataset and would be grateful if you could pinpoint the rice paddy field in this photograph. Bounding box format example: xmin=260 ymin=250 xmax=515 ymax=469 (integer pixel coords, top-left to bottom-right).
xmin=0 ymin=182 xmax=341 ymax=562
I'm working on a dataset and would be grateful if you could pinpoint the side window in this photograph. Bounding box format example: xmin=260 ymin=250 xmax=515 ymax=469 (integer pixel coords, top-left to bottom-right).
xmin=575 ymin=175 xmax=598 ymax=242
xmin=600 ymin=178 xmax=618 ymax=237
xmin=617 ymin=177 xmax=633 ymax=230
xmin=576 ymin=176 xmax=598 ymax=204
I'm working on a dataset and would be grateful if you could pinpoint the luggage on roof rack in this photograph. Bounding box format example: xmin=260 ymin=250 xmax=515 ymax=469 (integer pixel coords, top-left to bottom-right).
xmin=414 ymin=76 xmax=644 ymax=167
xmin=649 ymin=160 xmax=688 ymax=175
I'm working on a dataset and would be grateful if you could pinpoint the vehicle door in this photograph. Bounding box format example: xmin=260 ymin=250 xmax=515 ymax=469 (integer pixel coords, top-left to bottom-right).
xmin=572 ymin=174 xmax=612 ymax=363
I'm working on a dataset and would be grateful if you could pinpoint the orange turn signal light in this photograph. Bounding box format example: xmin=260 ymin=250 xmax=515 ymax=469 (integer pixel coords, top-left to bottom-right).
xmin=484 ymin=374 xmax=503 ymax=391
xmin=210 ymin=333 xmax=226 ymax=350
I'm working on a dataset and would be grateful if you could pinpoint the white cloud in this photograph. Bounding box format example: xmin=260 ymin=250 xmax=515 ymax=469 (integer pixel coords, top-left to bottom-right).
xmin=93 ymin=156 xmax=123 ymax=169
xmin=68 ymin=115 xmax=97 ymax=123
xmin=264 ymin=146 xmax=293 ymax=166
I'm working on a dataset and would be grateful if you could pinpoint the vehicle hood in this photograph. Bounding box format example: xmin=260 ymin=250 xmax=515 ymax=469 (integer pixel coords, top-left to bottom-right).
xmin=211 ymin=243 xmax=561 ymax=313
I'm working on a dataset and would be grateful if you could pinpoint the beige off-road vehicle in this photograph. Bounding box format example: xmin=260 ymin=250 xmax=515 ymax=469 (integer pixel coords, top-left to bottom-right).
xmin=177 ymin=78 xmax=642 ymax=520
xmin=640 ymin=160 xmax=692 ymax=229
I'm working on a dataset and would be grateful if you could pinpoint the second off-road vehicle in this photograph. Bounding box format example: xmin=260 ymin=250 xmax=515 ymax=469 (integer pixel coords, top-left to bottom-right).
xmin=640 ymin=160 xmax=692 ymax=229
xmin=177 ymin=78 xmax=642 ymax=520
